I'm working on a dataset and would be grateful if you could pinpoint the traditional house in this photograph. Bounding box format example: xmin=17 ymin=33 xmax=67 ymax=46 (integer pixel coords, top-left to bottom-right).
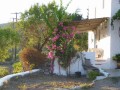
xmin=74 ymin=0 xmax=120 ymax=69
xmin=54 ymin=0 xmax=120 ymax=76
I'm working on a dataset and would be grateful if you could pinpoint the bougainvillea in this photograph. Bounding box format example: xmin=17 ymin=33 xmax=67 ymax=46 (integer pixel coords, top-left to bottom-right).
xmin=47 ymin=22 xmax=76 ymax=70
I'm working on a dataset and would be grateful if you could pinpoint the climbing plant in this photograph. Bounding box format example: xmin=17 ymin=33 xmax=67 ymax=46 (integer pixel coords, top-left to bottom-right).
xmin=111 ymin=9 xmax=120 ymax=25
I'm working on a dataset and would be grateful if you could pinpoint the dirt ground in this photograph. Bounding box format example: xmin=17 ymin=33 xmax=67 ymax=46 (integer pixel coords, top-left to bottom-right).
xmin=1 ymin=62 xmax=120 ymax=90
xmin=1 ymin=71 xmax=92 ymax=90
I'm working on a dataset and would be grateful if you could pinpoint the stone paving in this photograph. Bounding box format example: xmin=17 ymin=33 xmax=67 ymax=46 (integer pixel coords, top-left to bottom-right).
xmin=105 ymin=69 xmax=120 ymax=77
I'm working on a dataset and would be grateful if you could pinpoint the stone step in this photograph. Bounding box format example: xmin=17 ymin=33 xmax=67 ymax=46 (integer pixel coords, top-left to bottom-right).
xmin=95 ymin=60 xmax=107 ymax=64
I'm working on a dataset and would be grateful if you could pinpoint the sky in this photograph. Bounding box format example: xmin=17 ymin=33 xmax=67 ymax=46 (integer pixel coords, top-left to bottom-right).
xmin=0 ymin=0 xmax=89 ymax=24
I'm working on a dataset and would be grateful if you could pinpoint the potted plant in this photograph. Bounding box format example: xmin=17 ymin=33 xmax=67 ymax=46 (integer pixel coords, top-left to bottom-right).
xmin=112 ymin=54 xmax=120 ymax=69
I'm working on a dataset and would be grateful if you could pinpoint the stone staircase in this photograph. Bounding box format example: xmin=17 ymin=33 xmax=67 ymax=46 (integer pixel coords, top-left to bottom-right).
xmin=94 ymin=59 xmax=108 ymax=69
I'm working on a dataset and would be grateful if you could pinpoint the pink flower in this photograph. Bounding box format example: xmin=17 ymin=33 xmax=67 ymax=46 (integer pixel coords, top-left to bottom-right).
xmin=48 ymin=51 xmax=54 ymax=59
xmin=54 ymin=28 xmax=58 ymax=32
xmin=59 ymin=22 xmax=63 ymax=27
xmin=62 ymin=33 xmax=66 ymax=38
xmin=61 ymin=50 xmax=64 ymax=54
xmin=72 ymin=26 xmax=76 ymax=30
xmin=52 ymin=34 xmax=60 ymax=42
xmin=70 ymin=33 xmax=74 ymax=38
xmin=63 ymin=26 xmax=68 ymax=30
xmin=52 ymin=44 xmax=57 ymax=49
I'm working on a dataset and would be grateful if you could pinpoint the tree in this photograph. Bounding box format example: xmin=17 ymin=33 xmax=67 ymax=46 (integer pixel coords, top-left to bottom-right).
xmin=0 ymin=28 xmax=20 ymax=62
xmin=18 ymin=0 xmax=73 ymax=52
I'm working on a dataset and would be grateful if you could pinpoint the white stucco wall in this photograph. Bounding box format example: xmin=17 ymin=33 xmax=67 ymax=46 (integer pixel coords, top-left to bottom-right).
xmin=110 ymin=20 xmax=120 ymax=68
xmin=88 ymin=0 xmax=111 ymax=19
xmin=88 ymin=31 xmax=95 ymax=48
xmin=53 ymin=52 xmax=95 ymax=76
xmin=88 ymin=0 xmax=115 ymax=69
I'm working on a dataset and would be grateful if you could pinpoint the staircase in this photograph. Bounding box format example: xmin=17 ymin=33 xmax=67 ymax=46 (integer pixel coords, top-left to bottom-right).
xmin=94 ymin=59 xmax=108 ymax=69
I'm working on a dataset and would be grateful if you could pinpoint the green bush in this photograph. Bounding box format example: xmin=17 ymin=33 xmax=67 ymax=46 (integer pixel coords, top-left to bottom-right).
xmin=0 ymin=66 xmax=9 ymax=77
xmin=88 ymin=71 xmax=100 ymax=80
xmin=112 ymin=54 xmax=120 ymax=61
xmin=12 ymin=61 xmax=23 ymax=73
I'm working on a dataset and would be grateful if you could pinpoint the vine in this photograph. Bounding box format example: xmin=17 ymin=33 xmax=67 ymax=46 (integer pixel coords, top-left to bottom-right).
xmin=111 ymin=9 xmax=120 ymax=25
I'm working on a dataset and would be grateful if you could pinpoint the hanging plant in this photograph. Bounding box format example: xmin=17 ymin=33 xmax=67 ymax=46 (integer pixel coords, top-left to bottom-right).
xmin=111 ymin=9 xmax=120 ymax=25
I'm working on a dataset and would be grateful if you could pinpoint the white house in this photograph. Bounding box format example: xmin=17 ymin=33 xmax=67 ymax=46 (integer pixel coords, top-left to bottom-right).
xmin=87 ymin=0 xmax=120 ymax=69
xmin=53 ymin=0 xmax=120 ymax=76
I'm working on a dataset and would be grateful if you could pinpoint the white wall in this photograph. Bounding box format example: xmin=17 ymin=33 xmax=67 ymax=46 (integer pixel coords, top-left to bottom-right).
xmin=110 ymin=0 xmax=120 ymax=68
xmin=88 ymin=31 xmax=95 ymax=48
xmin=88 ymin=0 xmax=112 ymax=69
xmin=53 ymin=52 xmax=95 ymax=76
xmin=110 ymin=20 xmax=120 ymax=68
xmin=88 ymin=0 xmax=111 ymax=19
xmin=111 ymin=0 xmax=120 ymax=17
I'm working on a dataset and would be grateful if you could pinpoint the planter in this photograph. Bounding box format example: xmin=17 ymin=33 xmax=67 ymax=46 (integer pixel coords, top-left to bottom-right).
xmin=75 ymin=71 xmax=81 ymax=78
xmin=117 ymin=61 xmax=120 ymax=69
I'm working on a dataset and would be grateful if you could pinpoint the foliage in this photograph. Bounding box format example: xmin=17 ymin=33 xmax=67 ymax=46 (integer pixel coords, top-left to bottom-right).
xmin=12 ymin=61 xmax=23 ymax=73
xmin=88 ymin=71 xmax=100 ymax=80
xmin=0 ymin=66 xmax=9 ymax=77
xmin=19 ymin=48 xmax=46 ymax=71
xmin=18 ymin=4 xmax=49 ymax=51
xmin=40 ymin=0 xmax=72 ymax=31
xmin=0 ymin=28 xmax=20 ymax=62
xmin=74 ymin=33 xmax=88 ymax=51
xmin=18 ymin=0 xmax=72 ymax=51
xmin=112 ymin=54 xmax=120 ymax=61
xmin=111 ymin=9 xmax=120 ymax=25
xmin=47 ymin=22 xmax=76 ymax=69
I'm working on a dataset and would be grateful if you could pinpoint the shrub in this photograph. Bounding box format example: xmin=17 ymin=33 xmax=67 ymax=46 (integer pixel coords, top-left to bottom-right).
xmin=88 ymin=71 xmax=100 ymax=80
xmin=12 ymin=61 xmax=23 ymax=73
xmin=112 ymin=54 xmax=120 ymax=61
xmin=19 ymin=48 xmax=46 ymax=71
xmin=0 ymin=66 xmax=9 ymax=77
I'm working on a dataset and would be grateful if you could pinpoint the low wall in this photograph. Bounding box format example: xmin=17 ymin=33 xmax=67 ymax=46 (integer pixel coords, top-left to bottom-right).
xmin=53 ymin=52 xmax=95 ymax=76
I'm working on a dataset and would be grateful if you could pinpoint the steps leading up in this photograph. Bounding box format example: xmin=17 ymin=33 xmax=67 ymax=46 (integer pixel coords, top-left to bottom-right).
xmin=94 ymin=59 xmax=108 ymax=69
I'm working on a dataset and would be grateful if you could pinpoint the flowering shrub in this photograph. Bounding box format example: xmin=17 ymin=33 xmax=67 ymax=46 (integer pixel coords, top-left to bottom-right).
xmin=47 ymin=22 xmax=76 ymax=69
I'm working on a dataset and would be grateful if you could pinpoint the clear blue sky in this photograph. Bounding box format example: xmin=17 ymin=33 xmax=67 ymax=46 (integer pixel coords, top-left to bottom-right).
xmin=0 ymin=0 xmax=88 ymax=24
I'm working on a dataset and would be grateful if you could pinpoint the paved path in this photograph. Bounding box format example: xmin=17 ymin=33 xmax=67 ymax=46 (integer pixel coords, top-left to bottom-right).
xmin=105 ymin=69 xmax=120 ymax=77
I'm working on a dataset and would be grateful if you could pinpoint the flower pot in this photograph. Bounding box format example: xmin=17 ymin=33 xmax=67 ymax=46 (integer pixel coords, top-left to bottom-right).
xmin=75 ymin=71 xmax=81 ymax=78
xmin=117 ymin=61 xmax=120 ymax=69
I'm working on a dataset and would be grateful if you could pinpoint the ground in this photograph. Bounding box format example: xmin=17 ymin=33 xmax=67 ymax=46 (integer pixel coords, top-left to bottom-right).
xmin=1 ymin=72 xmax=92 ymax=90
xmin=1 ymin=63 xmax=120 ymax=90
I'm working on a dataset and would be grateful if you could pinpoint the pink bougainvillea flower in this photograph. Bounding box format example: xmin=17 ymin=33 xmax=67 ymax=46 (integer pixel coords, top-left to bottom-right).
xmin=48 ymin=51 xmax=54 ymax=59
xmin=62 ymin=33 xmax=66 ymax=38
xmin=59 ymin=22 xmax=63 ymax=27
xmin=61 ymin=50 xmax=64 ymax=54
xmin=70 ymin=33 xmax=74 ymax=38
xmin=52 ymin=34 xmax=60 ymax=42
xmin=71 ymin=26 xmax=76 ymax=30
xmin=63 ymin=26 xmax=68 ymax=30
xmin=52 ymin=44 xmax=57 ymax=49
xmin=54 ymin=28 xmax=58 ymax=32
